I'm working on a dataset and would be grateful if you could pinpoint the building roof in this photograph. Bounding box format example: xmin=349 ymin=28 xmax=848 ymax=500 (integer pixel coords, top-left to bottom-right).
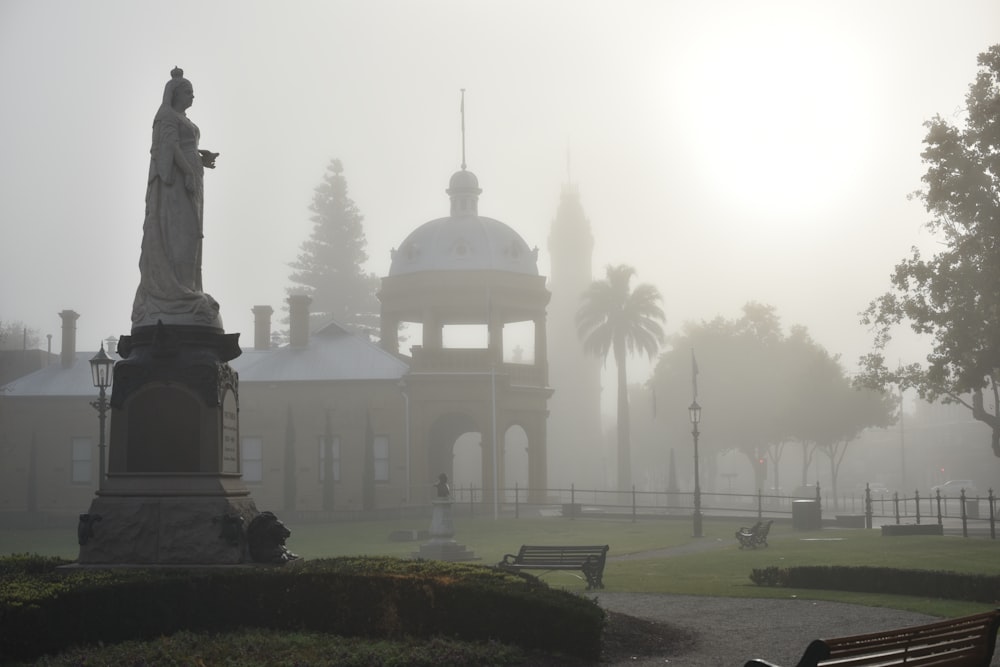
xmin=0 ymin=348 xmax=59 ymax=387
xmin=230 ymin=321 xmax=409 ymax=383
xmin=1 ymin=324 xmax=408 ymax=397
xmin=0 ymin=350 xmax=121 ymax=397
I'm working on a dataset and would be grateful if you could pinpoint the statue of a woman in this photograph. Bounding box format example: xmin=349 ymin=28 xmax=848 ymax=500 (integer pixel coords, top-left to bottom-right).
xmin=132 ymin=67 xmax=223 ymax=330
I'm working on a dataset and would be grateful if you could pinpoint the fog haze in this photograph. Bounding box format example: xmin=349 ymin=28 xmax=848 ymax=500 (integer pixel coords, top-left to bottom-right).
xmin=2 ymin=0 xmax=998 ymax=409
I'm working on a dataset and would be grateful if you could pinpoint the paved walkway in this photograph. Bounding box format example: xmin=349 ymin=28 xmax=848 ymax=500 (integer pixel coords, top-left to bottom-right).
xmin=595 ymin=531 xmax=1000 ymax=666
xmin=596 ymin=593 xmax=953 ymax=666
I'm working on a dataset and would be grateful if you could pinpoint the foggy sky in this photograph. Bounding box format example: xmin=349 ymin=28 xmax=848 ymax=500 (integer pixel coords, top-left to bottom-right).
xmin=2 ymin=0 xmax=998 ymax=406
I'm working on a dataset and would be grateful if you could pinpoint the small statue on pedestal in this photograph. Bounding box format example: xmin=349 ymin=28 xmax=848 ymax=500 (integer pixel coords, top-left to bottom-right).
xmin=435 ymin=473 xmax=451 ymax=499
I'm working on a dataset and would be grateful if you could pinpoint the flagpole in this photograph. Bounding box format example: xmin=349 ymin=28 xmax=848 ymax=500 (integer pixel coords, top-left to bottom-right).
xmin=460 ymin=88 xmax=467 ymax=170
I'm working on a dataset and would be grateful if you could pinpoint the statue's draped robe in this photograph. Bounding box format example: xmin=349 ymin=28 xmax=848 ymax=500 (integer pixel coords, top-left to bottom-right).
xmin=132 ymin=106 xmax=221 ymax=329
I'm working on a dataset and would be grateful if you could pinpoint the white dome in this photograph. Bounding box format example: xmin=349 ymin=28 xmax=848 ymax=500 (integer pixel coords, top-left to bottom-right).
xmin=388 ymin=169 xmax=538 ymax=276
xmin=389 ymin=215 xmax=539 ymax=276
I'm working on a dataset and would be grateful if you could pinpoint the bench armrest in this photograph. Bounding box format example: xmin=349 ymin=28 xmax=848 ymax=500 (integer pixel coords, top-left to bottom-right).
xmin=498 ymin=553 xmax=519 ymax=565
xmin=743 ymin=660 xmax=783 ymax=667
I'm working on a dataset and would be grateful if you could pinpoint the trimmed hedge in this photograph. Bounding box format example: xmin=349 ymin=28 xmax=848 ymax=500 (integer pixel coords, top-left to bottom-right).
xmin=0 ymin=555 xmax=604 ymax=662
xmin=750 ymin=565 xmax=1000 ymax=603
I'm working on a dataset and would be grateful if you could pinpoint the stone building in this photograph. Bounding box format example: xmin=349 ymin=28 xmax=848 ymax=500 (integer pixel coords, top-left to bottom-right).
xmin=0 ymin=166 xmax=552 ymax=520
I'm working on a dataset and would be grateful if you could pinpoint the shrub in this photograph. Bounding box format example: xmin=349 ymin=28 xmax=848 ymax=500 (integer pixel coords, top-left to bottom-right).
xmin=0 ymin=555 xmax=604 ymax=663
xmin=749 ymin=565 xmax=1000 ymax=603
xmin=749 ymin=566 xmax=786 ymax=586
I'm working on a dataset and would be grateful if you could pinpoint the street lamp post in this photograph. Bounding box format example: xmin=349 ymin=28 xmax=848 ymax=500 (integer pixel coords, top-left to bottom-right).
xmin=89 ymin=342 xmax=114 ymax=485
xmin=689 ymin=400 xmax=703 ymax=537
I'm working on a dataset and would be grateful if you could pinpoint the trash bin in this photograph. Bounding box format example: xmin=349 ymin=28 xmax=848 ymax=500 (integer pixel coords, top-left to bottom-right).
xmin=965 ymin=499 xmax=980 ymax=519
xmin=792 ymin=499 xmax=821 ymax=531
xmin=561 ymin=503 xmax=581 ymax=518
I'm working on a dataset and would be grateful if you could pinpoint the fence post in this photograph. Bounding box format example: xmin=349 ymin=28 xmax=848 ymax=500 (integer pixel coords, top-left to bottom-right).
xmin=893 ymin=492 xmax=900 ymax=524
xmin=816 ymin=483 xmax=822 ymax=520
xmin=990 ymin=489 xmax=996 ymax=539
xmin=470 ymin=484 xmax=475 ymax=518
xmin=961 ymin=489 xmax=969 ymax=538
xmin=864 ymin=484 xmax=873 ymax=529
xmin=570 ymin=483 xmax=576 ymax=520
xmin=757 ymin=488 xmax=762 ymax=520
xmin=514 ymin=482 xmax=520 ymax=519
xmin=915 ymin=489 xmax=921 ymax=524
xmin=632 ymin=484 xmax=637 ymax=523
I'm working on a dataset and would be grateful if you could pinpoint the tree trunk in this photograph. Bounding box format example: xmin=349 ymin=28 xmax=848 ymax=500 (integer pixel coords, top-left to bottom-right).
xmin=615 ymin=343 xmax=631 ymax=491
xmin=746 ymin=451 xmax=765 ymax=492
xmin=970 ymin=388 xmax=1000 ymax=456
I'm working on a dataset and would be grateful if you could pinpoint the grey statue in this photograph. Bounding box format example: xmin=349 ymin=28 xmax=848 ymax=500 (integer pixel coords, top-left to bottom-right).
xmin=435 ymin=472 xmax=451 ymax=499
xmin=132 ymin=67 xmax=223 ymax=330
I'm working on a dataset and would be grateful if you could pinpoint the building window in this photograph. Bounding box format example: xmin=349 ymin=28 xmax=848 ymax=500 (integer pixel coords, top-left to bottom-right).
xmin=374 ymin=435 xmax=390 ymax=482
xmin=242 ymin=437 xmax=263 ymax=482
xmin=71 ymin=437 xmax=92 ymax=484
xmin=319 ymin=436 xmax=340 ymax=482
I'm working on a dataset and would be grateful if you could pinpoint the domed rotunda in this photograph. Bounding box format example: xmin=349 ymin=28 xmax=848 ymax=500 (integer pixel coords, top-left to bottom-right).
xmin=378 ymin=167 xmax=551 ymax=506
xmin=387 ymin=169 xmax=539 ymax=277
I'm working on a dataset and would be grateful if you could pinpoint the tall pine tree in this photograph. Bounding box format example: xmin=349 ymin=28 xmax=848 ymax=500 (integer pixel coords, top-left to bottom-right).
xmin=287 ymin=159 xmax=379 ymax=336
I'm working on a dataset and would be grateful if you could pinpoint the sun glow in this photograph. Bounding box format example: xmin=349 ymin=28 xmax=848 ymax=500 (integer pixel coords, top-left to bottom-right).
xmin=671 ymin=10 xmax=878 ymax=222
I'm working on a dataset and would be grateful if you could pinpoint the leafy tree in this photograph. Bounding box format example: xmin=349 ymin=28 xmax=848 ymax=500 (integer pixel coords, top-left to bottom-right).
xmin=783 ymin=327 xmax=895 ymax=504
xmin=576 ymin=265 xmax=665 ymax=490
xmin=0 ymin=321 xmax=41 ymax=350
xmin=650 ymin=304 xmax=788 ymax=492
xmin=651 ymin=304 xmax=895 ymax=495
xmin=287 ymin=159 xmax=380 ymax=336
xmin=859 ymin=44 xmax=1000 ymax=456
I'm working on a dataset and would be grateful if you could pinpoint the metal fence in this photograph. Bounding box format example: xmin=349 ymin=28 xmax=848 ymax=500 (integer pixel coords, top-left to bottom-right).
xmin=449 ymin=483 xmax=999 ymax=538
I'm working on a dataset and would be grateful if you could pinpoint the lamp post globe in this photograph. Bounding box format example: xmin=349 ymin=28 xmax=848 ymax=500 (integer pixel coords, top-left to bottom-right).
xmin=89 ymin=342 xmax=114 ymax=485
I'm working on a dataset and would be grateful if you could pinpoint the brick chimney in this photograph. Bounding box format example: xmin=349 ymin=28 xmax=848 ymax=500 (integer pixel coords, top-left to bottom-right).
xmin=59 ymin=309 xmax=79 ymax=369
xmin=251 ymin=305 xmax=273 ymax=350
xmin=287 ymin=294 xmax=312 ymax=349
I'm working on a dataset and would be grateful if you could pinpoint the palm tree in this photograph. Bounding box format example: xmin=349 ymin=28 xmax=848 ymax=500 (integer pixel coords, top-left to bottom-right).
xmin=576 ymin=265 xmax=665 ymax=491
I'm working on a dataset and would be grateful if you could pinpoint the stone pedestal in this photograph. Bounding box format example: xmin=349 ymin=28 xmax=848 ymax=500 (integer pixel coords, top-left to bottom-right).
xmin=77 ymin=324 xmax=262 ymax=565
xmin=413 ymin=499 xmax=478 ymax=561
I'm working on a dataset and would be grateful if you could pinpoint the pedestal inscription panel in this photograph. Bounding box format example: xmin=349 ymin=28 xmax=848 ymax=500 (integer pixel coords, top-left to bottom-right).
xmin=221 ymin=389 xmax=239 ymax=474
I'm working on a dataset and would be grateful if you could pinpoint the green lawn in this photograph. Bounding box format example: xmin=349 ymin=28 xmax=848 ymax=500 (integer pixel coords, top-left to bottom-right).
xmin=4 ymin=514 xmax=1000 ymax=618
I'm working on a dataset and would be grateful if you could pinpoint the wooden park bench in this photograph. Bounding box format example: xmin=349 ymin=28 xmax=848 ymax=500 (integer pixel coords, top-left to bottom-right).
xmin=497 ymin=544 xmax=609 ymax=590
xmin=744 ymin=608 xmax=1000 ymax=667
xmin=736 ymin=520 xmax=773 ymax=549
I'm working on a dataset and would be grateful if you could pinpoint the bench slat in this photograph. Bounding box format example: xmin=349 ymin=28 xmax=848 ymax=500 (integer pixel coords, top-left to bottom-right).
xmin=497 ymin=544 xmax=609 ymax=590
xmin=743 ymin=609 xmax=1000 ymax=667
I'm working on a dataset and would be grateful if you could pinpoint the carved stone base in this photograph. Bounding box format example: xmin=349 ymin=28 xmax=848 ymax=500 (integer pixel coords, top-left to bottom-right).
xmin=412 ymin=499 xmax=478 ymax=561
xmin=413 ymin=539 xmax=479 ymax=562
xmin=110 ymin=324 xmax=242 ymax=476
xmin=77 ymin=493 xmax=259 ymax=564
xmin=429 ymin=498 xmax=455 ymax=539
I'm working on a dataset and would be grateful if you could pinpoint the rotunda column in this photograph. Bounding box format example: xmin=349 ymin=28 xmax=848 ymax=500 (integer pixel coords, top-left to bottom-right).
xmin=424 ymin=309 xmax=442 ymax=349
xmin=380 ymin=312 xmax=399 ymax=354
xmin=534 ymin=315 xmax=547 ymax=369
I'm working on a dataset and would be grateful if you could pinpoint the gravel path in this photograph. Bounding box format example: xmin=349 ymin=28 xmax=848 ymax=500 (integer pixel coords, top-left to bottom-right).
xmin=587 ymin=538 xmax=1000 ymax=666
xmin=595 ymin=593 xmax=951 ymax=666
